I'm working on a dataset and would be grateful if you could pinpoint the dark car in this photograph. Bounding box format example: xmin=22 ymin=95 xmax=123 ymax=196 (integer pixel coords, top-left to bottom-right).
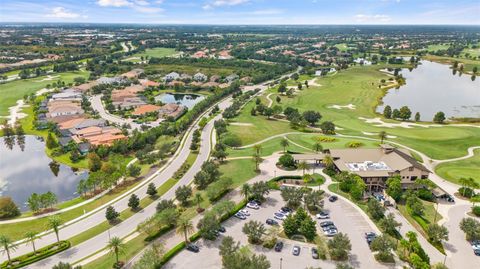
xmin=365 ymin=232 xmax=377 ymax=245
xmin=311 ymin=247 xmax=319 ymax=259
xmin=319 ymin=221 xmax=334 ymax=227
xmin=475 ymin=249 xmax=480 ymax=256
xmin=250 ymin=199 xmax=262 ymax=205
xmin=274 ymin=241 xmax=284 ymax=252
xmin=329 ymin=195 xmax=338 ymax=202
xmin=281 ymin=207 xmax=292 ymax=213
xmin=218 ymin=226 xmax=226 ymax=233
xmin=266 ymin=218 xmax=279 ymax=226
xmin=186 ymin=243 xmax=200 ymax=253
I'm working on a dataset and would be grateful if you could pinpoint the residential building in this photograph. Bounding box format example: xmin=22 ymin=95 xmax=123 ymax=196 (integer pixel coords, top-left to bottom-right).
xmin=225 ymin=74 xmax=239 ymax=83
xmin=51 ymin=89 xmax=82 ymax=101
xmin=47 ymin=101 xmax=84 ymax=118
xmin=193 ymin=72 xmax=208 ymax=82
xmin=72 ymin=126 xmax=126 ymax=146
xmin=132 ymin=104 xmax=161 ymax=116
xmin=158 ymin=103 xmax=186 ymax=120
xmin=121 ymin=68 xmax=144 ymax=79
xmin=164 ymin=72 xmax=180 ymax=81
xmin=97 ymin=76 xmax=128 ymax=85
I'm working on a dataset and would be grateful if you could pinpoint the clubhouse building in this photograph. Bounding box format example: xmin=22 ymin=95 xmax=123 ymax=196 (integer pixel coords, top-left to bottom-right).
xmin=293 ymin=144 xmax=430 ymax=191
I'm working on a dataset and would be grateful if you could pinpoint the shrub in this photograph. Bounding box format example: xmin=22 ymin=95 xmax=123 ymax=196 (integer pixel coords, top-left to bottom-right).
xmin=278 ymin=153 xmax=295 ymax=168
xmin=346 ymin=141 xmax=364 ymax=148
xmin=221 ymin=133 xmax=242 ymax=147
xmin=472 ymin=206 xmax=480 ymax=217
xmin=262 ymin=237 xmax=277 ymax=249
xmin=0 ymin=197 xmax=20 ymax=219
xmin=0 ymin=241 xmax=70 ymax=269
xmin=417 ymin=189 xmax=434 ymax=201
xmin=315 ymin=136 xmax=337 ymax=142
xmin=458 ymin=187 xmax=474 ymax=198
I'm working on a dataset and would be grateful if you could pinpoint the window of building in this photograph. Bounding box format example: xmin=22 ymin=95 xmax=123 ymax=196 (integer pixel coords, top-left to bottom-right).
xmin=411 ymin=176 xmax=417 ymax=181
xmin=409 ymin=167 xmax=414 ymax=171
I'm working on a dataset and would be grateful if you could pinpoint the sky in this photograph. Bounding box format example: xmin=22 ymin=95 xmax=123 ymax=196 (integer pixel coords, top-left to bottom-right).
xmin=1 ymin=0 xmax=479 ymax=25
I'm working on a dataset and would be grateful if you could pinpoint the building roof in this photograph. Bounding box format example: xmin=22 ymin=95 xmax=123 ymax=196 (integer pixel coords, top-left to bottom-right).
xmin=58 ymin=117 xmax=87 ymax=130
xmin=132 ymin=104 xmax=161 ymax=115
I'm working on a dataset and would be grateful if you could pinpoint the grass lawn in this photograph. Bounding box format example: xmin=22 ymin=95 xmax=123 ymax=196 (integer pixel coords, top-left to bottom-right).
xmin=226 ymin=136 xmax=311 ymax=158
xmin=125 ymin=47 xmax=177 ymax=62
xmin=286 ymin=133 xmax=379 ymax=150
xmin=145 ymin=63 xmax=236 ymax=77
xmin=435 ymin=149 xmax=480 ymax=185
xmin=0 ymin=70 xmax=89 ymax=116
xmin=423 ymin=55 xmax=479 ymax=74
xmin=425 ymin=44 xmax=451 ymax=51
xmin=218 ymin=159 xmax=258 ymax=187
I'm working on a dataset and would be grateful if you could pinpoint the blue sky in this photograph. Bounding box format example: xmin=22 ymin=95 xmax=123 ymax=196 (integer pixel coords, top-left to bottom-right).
xmin=1 ymin=0 xmax=479 ymax=25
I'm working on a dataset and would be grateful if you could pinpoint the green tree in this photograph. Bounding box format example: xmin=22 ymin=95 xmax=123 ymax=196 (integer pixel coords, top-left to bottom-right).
xmin=319 ymin=121 xmax=335 ymax=134
xmin=146 ymin=183 xmax=157 ymax=197
xmin=241 ymin=183 xmax=251 ymax=201
xmin=378 ymin=131 xmax=387 ymax=144
xmin=176 ymin=216 xmax=194 ymax=244
xmin=175 ymin=185 xmax=192 ymax=206
xmin=0 ymin=197 xmax=20 ymax=218
xmin=47 ymin=216 xmax=62 ymax=242
xmin=427 ymin=223 xmax=449 ymax=245
xmin=107 ymin=236 xmax=125 ymax=265
xmin=128 ymin=194 xmax=140 ymax=210
xmin=242 ymin=220 xmax=266 ymax=244
xmin=253 ymin=144 xmax=262 ymax=155
xmin=87 ymin=152 xmax=102 ymax=172
xmin=399 ymin=106 xmax=412 ymax=120
xmin=105 ymin=206 xmax=119 ymax=223
xmin=25 ymin=231 xmax=39 ymax=254
xmin=312 ymin=142 xmax=323 ymax=153
xmin=328 ymin=233 xmax=352 ymax=260
xmin=280 ymin=186 xmax=304 ymax=209
xmin=415 ymin=112 xmax=421 ymax=122
xmin=197 ymin=211 xmax=221 ymax=240
xmin=370 ymin=235 xmax=395 ymax=262
xmin=433 ymin=111 xmax=446 ymax=123
xmin=195 ymin=192 xmax=203 ymax=210
xmin=278 ymin=153 xmax=295 ymax=168
xmin=302 ymin=110 xmax=322 ymax=126
xmin=383 ymin=105 xmax=392 ymax=118
xmin=367 ymin=198 xmax=385 ymax=220
xmin=46 ymin=132 xmax=58 ymax=149
xmin=299 ymin=216 xmax=317 ymax=241
xmin=131 ymin=242 xmax=164 ymax=269
xmin=0 ymin=235 xmax=16 ymax=263
xmin=280 ymin=138 xmax=289 ymax=153
xmin=379 ymin=213 xmax=401 ymax=237
xmin=252 ymin=153 xmax=263 ymax=171
xmin=127 ymin=164 xmax=141 ymax=178
xmin=459 ymin=217 xmax=480 ymax=241
xmin=298 ymin=161 xmax=308 ymax=175
xmin=52 ymin=262 xmax=82 ymax=269
xmin=386 ymin=176 xmax=402 ymax=202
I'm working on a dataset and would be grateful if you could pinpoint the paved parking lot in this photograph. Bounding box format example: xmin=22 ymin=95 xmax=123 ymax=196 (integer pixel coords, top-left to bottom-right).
xmin=166 ymin=191 xmax=397 ymax=269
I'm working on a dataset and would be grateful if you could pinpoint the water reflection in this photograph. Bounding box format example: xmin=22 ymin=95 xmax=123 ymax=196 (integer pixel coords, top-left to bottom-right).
xmin=0 ymin=135 xmax=88 ymax=211
xmin=155 ymin=93 xmax=205 ymax=109
xmin=377 ymin=60 xmax=480 ymax=120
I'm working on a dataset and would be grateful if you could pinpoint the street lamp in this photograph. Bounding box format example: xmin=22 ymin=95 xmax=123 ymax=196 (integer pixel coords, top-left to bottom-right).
xmin=274 ymin=169 xmax=277 ymax=178
xmin=280 ymin=257 xmax=283 ymax=269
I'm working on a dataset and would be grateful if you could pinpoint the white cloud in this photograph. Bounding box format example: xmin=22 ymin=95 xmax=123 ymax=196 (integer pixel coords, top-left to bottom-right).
xmin=355 ymin=14 xmax=391 ymax=23
xmin=134 ymin=6 xmax=164 ymax=13
xmin=203 ymin=0 xmax=249 ymax=10
xmin=96 ymin=0 xmax=133 ymax=7
xmin=46 ymin=7 xmax=81 ymax=19
xmin=250 ymin=9 xmax=284 ymax=15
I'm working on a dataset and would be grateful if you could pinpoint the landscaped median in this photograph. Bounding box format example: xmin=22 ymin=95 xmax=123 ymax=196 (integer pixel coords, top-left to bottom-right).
xmin=0 ymin=241 xmax=70 ymax=269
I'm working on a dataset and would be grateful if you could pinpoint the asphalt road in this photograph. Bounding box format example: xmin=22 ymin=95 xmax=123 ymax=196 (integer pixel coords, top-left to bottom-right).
xmin=1 ymin=98 xmax=231 ymax=267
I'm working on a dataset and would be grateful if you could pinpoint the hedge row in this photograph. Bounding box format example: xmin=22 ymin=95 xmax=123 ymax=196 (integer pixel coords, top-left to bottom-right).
xmin=157 ymin=200 xmax=248 ymax=267
xmin=1 ymin=241 xmax=71 ymax=269
xmin=267 ymin=175 xmax=302 ymax=190
xmin=144 ymin=224 xmax=174 ymax=242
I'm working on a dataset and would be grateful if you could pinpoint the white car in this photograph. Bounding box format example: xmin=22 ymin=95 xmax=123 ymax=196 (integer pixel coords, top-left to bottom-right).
xmin=324 ymin=228 xmax=338 ymax=237
xmin=247 ymin=202 xmax=260 ymax=209
xmin=239 ymin=209 xmax=250 ymax=216
xmin=472 ymin=244 xmax=480 ymax=251
xmin=278 ymin=209 xmax=290 ymax=216
xmin=274 ymin=212 xmax=287 ymax=220
xmin=316 ymin=212 xmax=329 ymax=219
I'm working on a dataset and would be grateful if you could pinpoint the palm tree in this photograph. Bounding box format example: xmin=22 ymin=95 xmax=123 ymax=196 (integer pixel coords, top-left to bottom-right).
xmin=194 ymin=193 xmax=203 ymax=209
xmin=107 ymin=236 xmax=125 ymax=265
xmin=252 ymin=153 xmax=263 ymax=171
xmin=378 ymin=131 xmax=387 ymax=144
xmin=0 ymin=235 xmax=16 ymax=263
xmin=176 ymin=217 xmax=194 ymax=244
xmin=298 ymin=161 xmax=308 ymax=175
xmin=313 ymin=142 xmax=323 ymax=153
xmin=47 ymin=216 xmax=62 ymax=242
xmin=280 ymin=138 xmax=289 ymax=153
xmin=253 ymin=144 xmax=262 ymax=155
xmin=322 ymin=154 xmax=334 ymax=168
xmin=459 ymin=177 xmax=469 ymax=190
xmin=25 ymin=231 xmax=39 ymax=254
xmin=241 ymin=183 xmax=251 ymax=201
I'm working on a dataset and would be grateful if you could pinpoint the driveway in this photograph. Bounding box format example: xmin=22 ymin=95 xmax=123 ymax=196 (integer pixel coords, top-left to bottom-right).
xmin=90 ymin=94 xmax=145 ymax=130
xmin=165 ymin=190 xmax=395 ymax=269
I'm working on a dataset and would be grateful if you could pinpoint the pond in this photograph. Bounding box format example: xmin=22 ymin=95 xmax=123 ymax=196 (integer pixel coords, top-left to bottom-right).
xmin=155 ymin=93 xmax=205 ymax=109
xmin=0 ymin=135 xmax=88 ymax=211
xmin=377 ymin=60 xmax=480 ymax=120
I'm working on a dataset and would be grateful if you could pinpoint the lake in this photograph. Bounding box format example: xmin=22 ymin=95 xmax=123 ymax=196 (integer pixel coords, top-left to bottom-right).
xmin=155 ymin=93 xmax=205 ymax=109
xmin=0 ymin=135 xmax=88 ymax=211
xmin=377 ymin=60 xmax=480 ymax=120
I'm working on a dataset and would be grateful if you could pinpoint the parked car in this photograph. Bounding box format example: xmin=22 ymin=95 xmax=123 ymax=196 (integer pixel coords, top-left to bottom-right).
xmin=266 ymin=218 xmax=279 ymax=226
xmin=324 ymin=228 xmax=338 ymax=237
xmin=472 ymin=244 xmax=480 ymax=251
xmin=274 ymin=241 xmax=284 ymax=252
xmin=234 ymin=212 xmax=246 ymax=220
xmin=311 ymin=247 xmax=319 ymax=259
xmin=274 ymin=212 xmax=287 ymax=220
xmin=281 ymin=207 xmax=292 ymax=213
xmin=247 ymin=202 xmax=260 ymax=209
xmin=250 ymin=199 xmax=262 ymax=205
xmin=278 ymin=209 xmax=291 ymax=216
xmin=218 ymin=226 xmax=226 ymax=233
xmin=322 ymin=225 xmax=336 ymax=232
xmin=292 ymin=246 xmax=301 ymax=256
xmin=239 ymin=209 xmax=250 ymax=216
xmin=316 ymin=212 xmax=329 ymax=219
xmin=475 ymin=249 xmax=480 ymax=256
xmin=329 ymin=195 xmax=338 ymax=202
xmin=446 ymin=195 xmax=455 ymax=203
xmin=186 ymin=243 xmax=200 ymax=253
xmin=365 ymin=232 xmax=377 ymax=245
xmin=319 ymin=221 xmax=334 ymax=227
